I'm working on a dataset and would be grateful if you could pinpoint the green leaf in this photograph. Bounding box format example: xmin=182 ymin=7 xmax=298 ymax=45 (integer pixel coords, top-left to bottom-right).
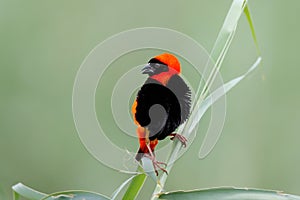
xmin=185 ymin=0 xmax=250 ymax=155
xmin=158 ymin=187 xmax=300 ymax=200
xmin=198 ymin=57 xmax=261 ymax=158
xmin=196 ymin=0 xmax=247 ymax=99
xmin=209 ymin=0 xmax=246 ymax=61
xmin=41 ymin=191 xmax=110 ymax=200
xmin=244 ymin=5 xmax=261 ymax=55
xmin=12 ymin=183 xmax=47 ymax=200
xmin=141 ymin=157 xmax=158 ymax=182
xmin=189 ymin=57 xmax=261 ymax=135
xmin=111 ymin=175 xmax=138 ymax=200
xmin=12 ymin=183 xmax=110 ymax=200
xmin=122 ymin=166 xmax=147 ymax=200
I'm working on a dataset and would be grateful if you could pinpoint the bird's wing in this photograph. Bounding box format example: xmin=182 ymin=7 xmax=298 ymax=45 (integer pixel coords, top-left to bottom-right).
xmin=167 ymin=75 xmax=192 ymax=124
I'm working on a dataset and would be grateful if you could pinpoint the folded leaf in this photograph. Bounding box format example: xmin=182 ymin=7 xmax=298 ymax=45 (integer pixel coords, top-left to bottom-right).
xmin=158 ymin=187 xmax=300 ymax=200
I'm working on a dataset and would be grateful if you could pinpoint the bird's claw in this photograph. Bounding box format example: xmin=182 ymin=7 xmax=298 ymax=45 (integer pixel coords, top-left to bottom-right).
xmin=144 ymin=154 xmax=168 ymax=176
xmin=170 ymin=133 xmax=187 ymax=147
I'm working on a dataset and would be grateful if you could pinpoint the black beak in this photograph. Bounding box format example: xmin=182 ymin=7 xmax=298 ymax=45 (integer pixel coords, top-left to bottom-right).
xmin=141 ymin=64 xmax=154 ymax=75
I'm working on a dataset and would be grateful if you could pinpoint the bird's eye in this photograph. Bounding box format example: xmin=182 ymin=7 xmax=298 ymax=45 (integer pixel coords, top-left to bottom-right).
xmin=155 ymin=63 xmax=160 ymax=68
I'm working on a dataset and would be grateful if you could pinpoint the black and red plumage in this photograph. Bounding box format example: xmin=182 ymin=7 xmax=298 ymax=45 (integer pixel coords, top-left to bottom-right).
xmin=131 ymin=53 xmax=191 ymax=174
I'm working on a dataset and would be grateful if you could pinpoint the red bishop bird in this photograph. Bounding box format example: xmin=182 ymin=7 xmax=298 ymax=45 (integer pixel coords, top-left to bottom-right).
xmin=132 ymin=53 xmax=191 ymax=175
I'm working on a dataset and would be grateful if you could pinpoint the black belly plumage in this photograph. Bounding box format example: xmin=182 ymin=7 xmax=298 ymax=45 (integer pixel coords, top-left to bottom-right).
xmin=134 ymin=75 xmax=191 ymax=141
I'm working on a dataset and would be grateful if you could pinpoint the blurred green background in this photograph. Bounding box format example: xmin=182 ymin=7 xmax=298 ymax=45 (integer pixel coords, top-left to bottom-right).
xmin=1 ymin=0 xmax=299 ymax=199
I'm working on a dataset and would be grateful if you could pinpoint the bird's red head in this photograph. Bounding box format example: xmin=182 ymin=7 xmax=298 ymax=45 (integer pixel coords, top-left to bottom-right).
xmin=154 ymin=53 xmax=181 ymax=74
xmin=141 ymin=53 xmax=181 ymax=85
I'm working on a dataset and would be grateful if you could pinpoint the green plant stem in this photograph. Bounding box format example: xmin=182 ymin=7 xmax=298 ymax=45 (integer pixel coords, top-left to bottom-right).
xmin=152 ymin=0 xmax=251 ymax=199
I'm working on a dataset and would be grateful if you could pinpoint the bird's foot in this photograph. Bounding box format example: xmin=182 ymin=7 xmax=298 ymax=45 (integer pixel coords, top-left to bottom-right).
xmin=144 ymin=139 xmax=168 ymax=176
xmin=144 ymin=153 xmax=168 ymax=176
xmin=170 ymin=133 xmax=187 ymax=147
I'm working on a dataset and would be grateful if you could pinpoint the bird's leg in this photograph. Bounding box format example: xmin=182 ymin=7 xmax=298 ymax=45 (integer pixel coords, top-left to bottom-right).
xmin=169 ymin=133 xmax=187 ymax=147
xmin=144 ymin=145 xmax=168 ymax=176
xmin=144 ymin=128 xmax=168 ymax=176
xmin=144 ymin=128 xmax=150 ymax=146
